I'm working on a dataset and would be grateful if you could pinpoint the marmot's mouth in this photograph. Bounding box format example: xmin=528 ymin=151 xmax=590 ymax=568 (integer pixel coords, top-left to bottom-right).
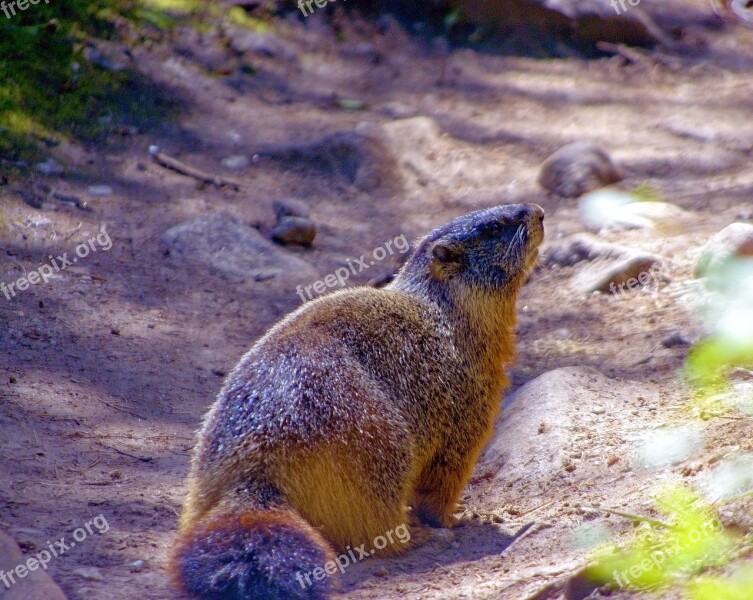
xmin=506 ymin=223 xmax=542 ymax=265
xmin=519 ymin=222 xmax=544 ymax=273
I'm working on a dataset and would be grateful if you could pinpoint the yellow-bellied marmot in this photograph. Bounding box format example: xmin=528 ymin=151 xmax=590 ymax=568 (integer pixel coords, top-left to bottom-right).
xmin=170 ymin=203 xmax=545 ymax=599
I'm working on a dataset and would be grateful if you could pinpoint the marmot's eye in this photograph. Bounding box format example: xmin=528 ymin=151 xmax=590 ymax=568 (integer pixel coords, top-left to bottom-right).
xmin=479 ymin=221 xmax=503 ymax=239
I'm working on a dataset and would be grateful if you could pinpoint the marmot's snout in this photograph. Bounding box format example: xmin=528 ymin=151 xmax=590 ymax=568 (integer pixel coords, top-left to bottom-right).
xmin=492 ymin=203 xmax=545 ymax=273
xmin=519 ymin=203 xmax=545 ymax=250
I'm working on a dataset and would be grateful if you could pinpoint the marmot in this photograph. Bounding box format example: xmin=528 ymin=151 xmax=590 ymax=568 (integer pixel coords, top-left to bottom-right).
xmin=170 ymin=203 xmax=545 ymax=599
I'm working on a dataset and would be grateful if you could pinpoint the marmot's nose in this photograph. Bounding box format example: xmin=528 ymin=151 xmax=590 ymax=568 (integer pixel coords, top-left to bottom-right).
xmin=530 ymin=204 xmax=545 ymax=223
xmin=513 ymin=204 xmax=545 ymax=224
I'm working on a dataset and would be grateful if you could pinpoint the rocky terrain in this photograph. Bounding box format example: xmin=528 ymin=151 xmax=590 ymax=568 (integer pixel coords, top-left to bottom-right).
xmin=1 ymin=1 xmax=753 ymax=598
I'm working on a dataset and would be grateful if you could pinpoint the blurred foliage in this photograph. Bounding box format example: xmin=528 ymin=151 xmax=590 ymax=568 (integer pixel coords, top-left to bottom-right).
xmin=588 ymin=253 xmax=753 ymax=596
xmin=588 ymin=486 xmax=745 ymax=594
xmin=689 ymin=563 xmax=753 ymax=600
xmin=687 ymin=258 xmax=753 ymax=394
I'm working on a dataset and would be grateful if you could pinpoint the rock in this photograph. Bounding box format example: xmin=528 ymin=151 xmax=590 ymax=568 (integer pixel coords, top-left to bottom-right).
xmin=454 ymin=0 xmax=672 ymax=48
xmin=538 ymin=142 xmax=622 ymax=198
xmin=661 ymin=331 xmax=691 ymax=348
xmin=220 ymin=155 xmax=250 ymax=170
xmin=87 ymin=185 xmax=113 ymax=197
xmin=579 ymin=188 xmax=689 ymax=231
xmin=226 ymin=26 xmax=297 ymax=61
xmin=544 ymin=233 xmax=636 ymax=267
xmin=0 ymin=531 xmax=68 ymax=600
xmin=161 ymin=213 xmax=316 ymax=283
xmin=262 ymin=126 xmax=401 ymax=194
xmin=478 ymin=367 xmax=657 ymax=486
xmin=573 ymin=254 xmax=661 ymax=294
xmin=271 ymin=216 xmax=317 ymax=247
xmin=273 ymin=198 xmax=310 ymax=221
xmin=361 ymin=117 xmax=442 ymax=191
xmin=543 ymin=233 xmax=661 ymax=294
xmin=695 ymin=222 xmax=753 ymax=277
xmin=714 ymin=0 xmax=753 ymax=25
xmin=74 ymin=566 xmax=104 ymax=581
xmin=35 ymin=159 xmax=64 ymax=176
xmin=126 ymin=559 xmax=146 ymax=573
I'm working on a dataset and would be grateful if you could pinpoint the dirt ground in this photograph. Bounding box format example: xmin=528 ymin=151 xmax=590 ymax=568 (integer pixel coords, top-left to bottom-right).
xmin=2 ymin=1 xmax=753 ymax=598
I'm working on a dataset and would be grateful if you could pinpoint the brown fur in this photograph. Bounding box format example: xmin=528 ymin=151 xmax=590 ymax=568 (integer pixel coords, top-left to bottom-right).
xmin=170 ymin=203 xmax=544 ymax=600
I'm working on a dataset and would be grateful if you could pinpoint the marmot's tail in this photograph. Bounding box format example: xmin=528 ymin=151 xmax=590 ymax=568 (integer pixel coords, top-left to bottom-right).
xmin=170 ymin=499 xmax=336 ymax=600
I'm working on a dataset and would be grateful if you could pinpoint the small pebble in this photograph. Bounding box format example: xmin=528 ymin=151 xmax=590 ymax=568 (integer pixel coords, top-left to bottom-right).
xmin=36 ymin=159 xmax=64 ymax=176
xmin=74 ymin=567 xmax=104 ymax=581
xmin=592 ymin=405 xmax=606 ymax=415
xmin=661 ymin=332 xmax=691 ymax=348
xmin=127 ymin=559 xmax=146 ymax=572
xmin=221 ymin=155 xmax=250 ymax=170
xmin=273 ymin=199 xmax=310 ymax=221
xmin=88 ymin=185 xmax=113 ymax=196
xmin=271 ymin=216 xmax=316 ymax=247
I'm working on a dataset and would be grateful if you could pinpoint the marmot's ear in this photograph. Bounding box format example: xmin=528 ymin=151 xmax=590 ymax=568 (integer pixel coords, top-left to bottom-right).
xmin=431 ymin=242 xmax=462 ymax=264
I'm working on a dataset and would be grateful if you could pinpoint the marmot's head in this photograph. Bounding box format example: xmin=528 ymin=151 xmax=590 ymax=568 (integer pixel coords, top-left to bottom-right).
xmin=396 ymin=204 xmax=544 ymax=296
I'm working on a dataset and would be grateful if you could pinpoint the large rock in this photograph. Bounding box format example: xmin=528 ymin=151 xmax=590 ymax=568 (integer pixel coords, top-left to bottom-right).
xmin=0 ymin=531 xmax=68 ymax=600
xmin=538 ymin=142 xmax=622 ymax=198
xmin=161 ymin=213 xmax=317 ymax=283
xmin=261 ymin=126 xmax=402 ymax=194
xmin=448 ymin=0 xmax=675 ymax=47
xmin=543 ymin=233 xmax=661 ymax=294
xmin=477 ymin=367 xmax=659 ymax=486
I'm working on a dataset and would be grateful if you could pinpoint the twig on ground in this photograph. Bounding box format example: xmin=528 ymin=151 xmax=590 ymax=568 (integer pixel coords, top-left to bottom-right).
xmin=98 ymin=442 xmax=154 ymax=463
xmin=100 ymin=400 xmax=147 ymax=421
xmin=581 ymin=505 xmax=670 ymax=528
xmin=149 ymin=146 xmax=241 ymax=191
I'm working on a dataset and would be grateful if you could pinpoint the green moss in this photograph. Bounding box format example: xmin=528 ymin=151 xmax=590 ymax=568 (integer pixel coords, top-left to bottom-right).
xmin=0 ymin=0 xmax=182 ymax=164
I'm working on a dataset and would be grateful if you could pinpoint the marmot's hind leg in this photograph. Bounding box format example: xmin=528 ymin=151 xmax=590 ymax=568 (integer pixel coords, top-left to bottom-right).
xmin=280 ymin=385 xmax=415 ymax=556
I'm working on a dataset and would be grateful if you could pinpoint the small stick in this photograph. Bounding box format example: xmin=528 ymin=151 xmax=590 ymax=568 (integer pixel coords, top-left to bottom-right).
xmin=100 ymin=399 xmax=147 ymax=421
xmin=149 ymin=146 xmax=241 ymax=191
xmin=98 ymin=442 xmax=154 ymax=463
xmin=581 ymin=505 xmax=670 ymax=528
xmin=500 ymin=522 xmax=543 ymax=557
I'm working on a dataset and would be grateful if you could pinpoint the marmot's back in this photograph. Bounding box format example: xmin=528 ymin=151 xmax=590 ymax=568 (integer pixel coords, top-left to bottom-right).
xmin=171 ymin=204 xmax=544 ymax=600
